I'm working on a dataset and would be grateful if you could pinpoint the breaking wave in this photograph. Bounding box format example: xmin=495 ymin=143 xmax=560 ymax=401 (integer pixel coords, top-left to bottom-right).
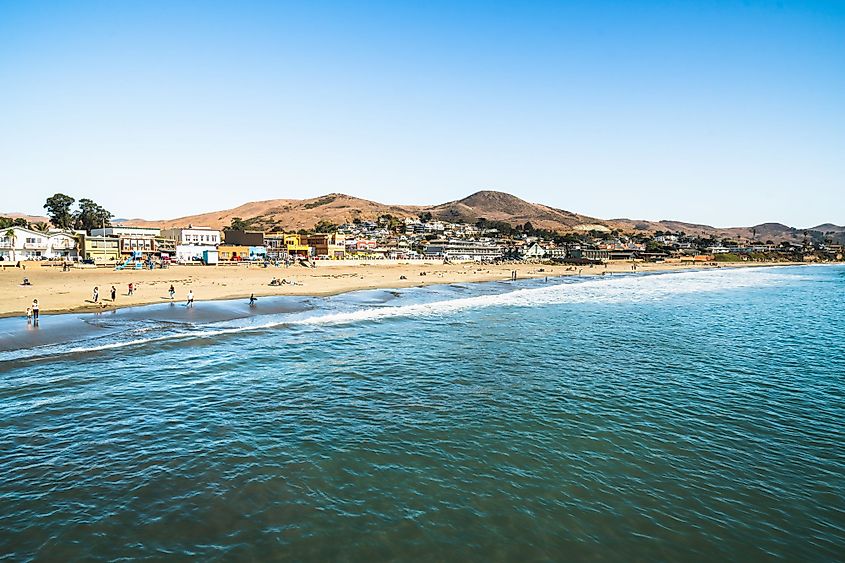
xmin=0 ymin=267 xmax=801 ymax=364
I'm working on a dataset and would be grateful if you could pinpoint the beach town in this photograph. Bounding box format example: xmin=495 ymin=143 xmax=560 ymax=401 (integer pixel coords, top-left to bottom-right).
xmin=1 ymin=210 xmax=839 ymax=319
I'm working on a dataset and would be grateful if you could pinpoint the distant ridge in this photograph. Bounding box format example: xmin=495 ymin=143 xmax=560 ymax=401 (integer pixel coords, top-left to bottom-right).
xmin=12 ymin=189 xmax=836 ymax=243
xmin=429 ymin=191 xmax=606 ymax=232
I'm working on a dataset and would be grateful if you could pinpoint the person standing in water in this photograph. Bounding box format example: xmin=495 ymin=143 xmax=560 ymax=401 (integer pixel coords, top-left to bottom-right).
xmin=31 ymin=299 xmax=39 ymax=322
xmin=249 ymin=293 xmax=257 ymax=307
xmin=186 ymin=290 xmax=194 ymax=307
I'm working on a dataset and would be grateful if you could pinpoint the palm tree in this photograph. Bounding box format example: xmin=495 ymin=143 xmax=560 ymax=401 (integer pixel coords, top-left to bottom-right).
xmin=30 ymin=222 xmax=50 ymax=233
xmin=4 ymin=228 xmax=16 ymax=262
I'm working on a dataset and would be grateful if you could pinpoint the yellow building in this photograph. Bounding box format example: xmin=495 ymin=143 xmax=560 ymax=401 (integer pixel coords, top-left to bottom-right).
xmin=217 ymin=245 xmax=251 ymax=261
xmin=263 ymin=233 xmax=313 ymax=259
xmin=80 ymin=235 xmax=121 ymax=264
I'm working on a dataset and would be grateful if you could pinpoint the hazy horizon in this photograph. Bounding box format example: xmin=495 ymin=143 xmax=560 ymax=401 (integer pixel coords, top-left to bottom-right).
xmin=1 ymin=1 xmax=843 ymax=227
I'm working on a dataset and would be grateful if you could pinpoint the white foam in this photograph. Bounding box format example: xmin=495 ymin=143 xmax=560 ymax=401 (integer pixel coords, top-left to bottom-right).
xmin=279 ymin=267 xmax=796 ymax=327
xmin=1 ymin=267 xmax=798 ymax=362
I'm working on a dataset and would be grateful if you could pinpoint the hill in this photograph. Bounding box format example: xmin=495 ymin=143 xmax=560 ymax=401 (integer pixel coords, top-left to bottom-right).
xmin=125 ymin=194 xmax=422 ymax=232
xmin=429 ymin=191 xmax=609 ymax=232
xmin=0 ymin=212 xmax=50 ymax=225
xmin=107 ymin=190 xmax=840 ymax=243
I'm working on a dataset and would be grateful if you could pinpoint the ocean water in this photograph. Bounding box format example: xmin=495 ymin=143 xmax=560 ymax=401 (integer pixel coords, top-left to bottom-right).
xmin=1 ymin=265 xmax=843 ymax=560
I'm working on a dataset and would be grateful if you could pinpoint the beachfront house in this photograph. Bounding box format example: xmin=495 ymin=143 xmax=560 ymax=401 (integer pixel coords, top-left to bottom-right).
xmin=174 ymin=244 xmax=218 ymax=263
xmin=262 ymin=233 xmax=310 ymax=260
xmin=423 ymin=239 xmax=503 ymax=262
xmin=223 ymin=230 xmax=264 ymax=246
xmin=217 ymin=245 xmax=250 ymax=261
xmin=567 ymin=247 xmax=610 ymax=261
xmin=91 ymin=226 xmax=161 ymax=238
xmin=161 ymin=226 xmax=222 ymax=246
xmin=305 ymin=233 xmax=346 ymax=259
xmin=0 ymin=226 xmax=79 ymax=262
xmin=522 ymin=242 xmax=548 ymax=260
xmin=163 ymin=226 xmax=222 ymax=264
xmin=79 ymin=234 xmax=121 ymax=264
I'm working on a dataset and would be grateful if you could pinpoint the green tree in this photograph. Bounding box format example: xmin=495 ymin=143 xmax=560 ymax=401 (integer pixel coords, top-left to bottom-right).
xmin=4 ymin=228 xmax=16 ymax=253
xmin=314 ymin=220 xmax=337 ymax=233
xmin=225 ymin=217 xmax=249 ymax=231
xmin=30 ymin=221 xmax=50 ymax=233
xmin=44 ymin=193 xmax=76 ymax=229
xmin=0 ymin=217 xmax=11 ymax=229
xmin=74 ymin=198 xmax=113 ymax=233
xmin=418 ymin=211 xmax=433 ymax=223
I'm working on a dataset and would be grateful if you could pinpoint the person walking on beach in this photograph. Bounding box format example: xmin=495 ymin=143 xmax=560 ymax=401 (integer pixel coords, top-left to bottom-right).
xmin=128 ymin=282 xmax=134 ymax=296
xmin=186 ymin=290 xmax=194 ymax=307
xmin=110 ymin=286 xmax=116 ymax=301
xmin=31 ymin=299 xmax=39 ymax=322
xmin=169 ymin=285 xmax=175 ymax=300
xmin=92 ymin=286 xmax=99 ymax=303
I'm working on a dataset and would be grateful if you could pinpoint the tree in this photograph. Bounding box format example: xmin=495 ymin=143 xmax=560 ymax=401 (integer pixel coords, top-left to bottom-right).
xmin=0 ymin=217 xmax=11 ymax=229
xmin=225 ymin=217 xmax=249 ymax=231
xmin=12 ymin=218 xmax=27 ymax=227
xmin=418 ymin=211 xmax=432 ymax=223
xmin=314 ymin=220 xmax=337 ymax=233
xmin=44 ymin=193 xmax=76 ymax=229
xmin=30 ymin=222 xmax=50 ymax=233
xmin=74 ymin=198 xmax=113 ymax=233
xmin=4 ymin=228 xmax=16 ymax=256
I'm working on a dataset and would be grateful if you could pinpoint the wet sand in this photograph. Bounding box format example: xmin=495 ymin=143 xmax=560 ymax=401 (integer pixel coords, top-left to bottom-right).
xmin=0 ymin=260 xmax=797 ymax=319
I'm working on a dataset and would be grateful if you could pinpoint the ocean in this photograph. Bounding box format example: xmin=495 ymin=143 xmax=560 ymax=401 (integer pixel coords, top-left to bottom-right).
xmin=1 ymin=265 xmax=843 ymax=560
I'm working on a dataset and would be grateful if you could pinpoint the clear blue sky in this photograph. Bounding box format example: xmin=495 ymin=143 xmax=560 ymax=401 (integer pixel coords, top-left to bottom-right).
xmin=1 ymin=0 xmax=842 ymax=227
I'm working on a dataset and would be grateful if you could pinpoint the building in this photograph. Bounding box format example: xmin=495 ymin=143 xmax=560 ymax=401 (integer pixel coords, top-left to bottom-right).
xmin=175 ymin=244 xmax=218 ymax=263
xmin=79 ymin=234 xmax=121 ymax=264
xmin=91 ymin=226 xmax=161 ymax=237
xmin=161 ymin=226 xmax=221 ymax=246
xmin=264 ymin=233 xmax=311 ymax=260
xmin=567 ymin=247 xmax=609 ymax=261
xmin=305 ymin=233 xmax=346 ymax=259
xmin=423 ymin=239 xmax=502 ymax=262
xmin=223 ymin=230 xmax=264 ymax=246
xmin=522 ymin=243 xmax=548 ymax=259
xmin=217 ymin=245 xmax=251 ymax=261
xmin=117 ymin=234 xmax=158 ymax=259
xmin=0 ymin=227 xmax=79 ymax=261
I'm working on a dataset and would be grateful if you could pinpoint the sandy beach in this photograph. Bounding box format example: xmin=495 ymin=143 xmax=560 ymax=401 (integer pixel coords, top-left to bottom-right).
xmin=0 ymin=260 xmax=799 ymax=318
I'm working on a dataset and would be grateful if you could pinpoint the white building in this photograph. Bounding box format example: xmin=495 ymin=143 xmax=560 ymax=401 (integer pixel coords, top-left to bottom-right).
xmin=522 ymin=242 xmax=548 ymax=259
xmin=423 ymin=239 xmax=502 ymax=262
xmin=91 ymin=226 xmax=161 ymax=237
xmin=161 ymin=226 xmax=221 ymax=246
xmin=0 ymin=227 xmax=78 ymax=261
xmin=175 ymin=244 xmax=218 ymax=263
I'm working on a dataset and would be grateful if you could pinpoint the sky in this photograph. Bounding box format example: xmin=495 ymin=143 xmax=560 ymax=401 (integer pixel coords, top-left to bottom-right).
xmin=0 ymin=0 xmax=843 ymax=227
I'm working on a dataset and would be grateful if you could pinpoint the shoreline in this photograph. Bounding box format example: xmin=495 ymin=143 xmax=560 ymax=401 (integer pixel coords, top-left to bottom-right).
xmin=0 ymin=260 xmax=810 ymax=319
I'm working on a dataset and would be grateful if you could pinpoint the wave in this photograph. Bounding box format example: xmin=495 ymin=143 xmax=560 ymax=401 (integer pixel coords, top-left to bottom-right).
xmin=0 ymin=268 xmax=800 ymax=363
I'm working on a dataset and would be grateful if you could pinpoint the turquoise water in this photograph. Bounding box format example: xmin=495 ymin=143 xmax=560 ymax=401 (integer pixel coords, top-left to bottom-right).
xmin=1 ymin=265 xmax=843 ymax=560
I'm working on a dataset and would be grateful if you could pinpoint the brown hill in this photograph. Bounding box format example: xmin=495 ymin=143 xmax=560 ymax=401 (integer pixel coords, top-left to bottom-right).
xmin=114 ymin=190 xmax=837 ymax=243
xmin=429 ymin=191 xmax=608 ymax=231
xmin=0 ymin=212 xmax=50 ymax=225
xmin=124 ymin=193 xmax=422 ymax=231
